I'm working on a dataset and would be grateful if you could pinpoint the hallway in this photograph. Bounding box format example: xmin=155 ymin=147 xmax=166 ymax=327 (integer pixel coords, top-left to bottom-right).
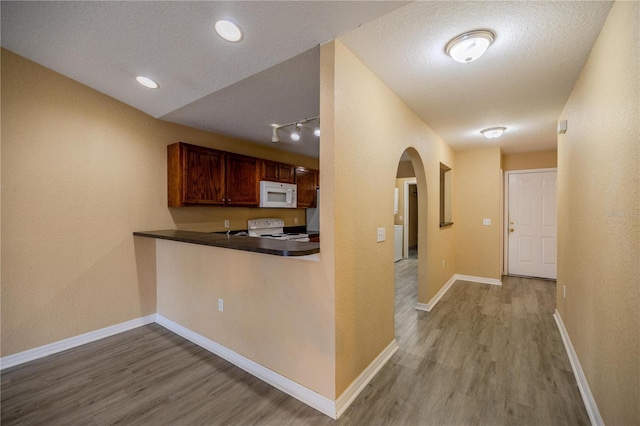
xmin=1 ymin=262 xmax=589 ymax=425
xmin=339 ymin=260 xmax=589 ymax=424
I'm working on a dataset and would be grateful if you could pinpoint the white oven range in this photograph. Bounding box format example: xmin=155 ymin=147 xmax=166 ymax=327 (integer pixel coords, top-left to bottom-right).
xmin=247 ymin=218 xmax=309 ymax=242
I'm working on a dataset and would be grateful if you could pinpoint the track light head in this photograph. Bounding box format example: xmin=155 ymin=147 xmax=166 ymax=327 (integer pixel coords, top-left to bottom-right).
xmin=271 ymin=125 xmax=280 ymax=143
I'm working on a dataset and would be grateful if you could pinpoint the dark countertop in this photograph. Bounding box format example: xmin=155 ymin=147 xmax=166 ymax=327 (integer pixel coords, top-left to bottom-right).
xmin=133 ymin=230 xmax=320 ymax=257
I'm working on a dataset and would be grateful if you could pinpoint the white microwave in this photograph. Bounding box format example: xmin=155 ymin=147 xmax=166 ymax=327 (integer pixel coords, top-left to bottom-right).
xmin=259 ymin=181 xmax=297 ymax=208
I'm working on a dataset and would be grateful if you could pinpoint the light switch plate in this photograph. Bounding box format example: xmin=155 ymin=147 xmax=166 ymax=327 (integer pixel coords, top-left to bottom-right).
xmin=377 ymin=227 xmax=386 ymax=242
xmin=482 ymin=218 xmax=491 ymax=226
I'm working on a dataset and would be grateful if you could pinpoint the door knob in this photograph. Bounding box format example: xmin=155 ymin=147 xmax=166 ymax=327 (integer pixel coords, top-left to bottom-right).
xmin=509 ymin=228 xmax=515 ymax=232
xmin=510 ymin=220 xmax=515 ymax=225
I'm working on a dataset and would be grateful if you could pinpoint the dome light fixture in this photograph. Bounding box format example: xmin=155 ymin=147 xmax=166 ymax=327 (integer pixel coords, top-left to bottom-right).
xmin=215 ymin=20 xmax=243 ymax=42
xmin=445 ymin=30 xmax=495 ymax=63
xmin=136 ymin=76 xmax=159 ymax=89
xmin=481 ymin=127 xmax=506 ymax=139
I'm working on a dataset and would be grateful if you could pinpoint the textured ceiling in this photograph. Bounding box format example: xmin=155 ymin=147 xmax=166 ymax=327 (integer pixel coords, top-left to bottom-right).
xmin=1 ymin=1 xmax=613 ymax=158
xmin=340 ymin=1 xmax=613 ymax=154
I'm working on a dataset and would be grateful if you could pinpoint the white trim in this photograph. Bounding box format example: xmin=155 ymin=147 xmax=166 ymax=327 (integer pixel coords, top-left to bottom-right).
xmin=554 ymin=309 xmax=603 ymax=426
xmin=416 ymin=274 xmax=457 ymax=312
xmin=504 ymin=168 xmax=558 ymax=276
xmin=155 ymin=314 xmax=337 ymax=419
xmin=0 ymin=314 xmax=156 ymax=370
xmin=416 ymin=274 xmax=502 ymax=312
xmin=455 ymin=274 xmax=502 ymax=286
xmin=335 ymin=339 xmax=399 ymax=419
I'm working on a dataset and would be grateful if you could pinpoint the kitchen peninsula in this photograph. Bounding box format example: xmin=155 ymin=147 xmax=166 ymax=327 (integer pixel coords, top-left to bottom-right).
xmin=132 ymin=228 xmax=333 ymax=405
xmin=133 ymin=230 xmax=319 ymax=257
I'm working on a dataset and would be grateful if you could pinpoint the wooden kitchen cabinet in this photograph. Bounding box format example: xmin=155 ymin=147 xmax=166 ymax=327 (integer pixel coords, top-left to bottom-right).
xmin=295 ymin=167 xmax=318 ymax=208
xmin=168 ymin=142 xmax=225 ymax=207
xmin=167 ymin=142 xmax=259 ymax=207
xmin=225 ymin=153 xmax=260 ymax=206
xmin=261 ymin=160 xmax=295 ymax=183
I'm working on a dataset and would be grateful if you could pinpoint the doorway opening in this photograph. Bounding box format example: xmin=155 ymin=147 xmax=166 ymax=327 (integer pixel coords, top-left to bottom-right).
xmin=405 ymin=182 xmax=418 ymax=259
xmin=394 ymin=149 xmax=424 ymax=343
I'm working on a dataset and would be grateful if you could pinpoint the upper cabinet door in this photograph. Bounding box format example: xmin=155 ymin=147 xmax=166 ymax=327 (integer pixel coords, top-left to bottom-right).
xmin=183 ymin=146 xmax=226 ymax=205
xmin=226 ymin=153 xmax=260 ymax=206
xmin=168 ymin=142 xmax=225 ymax=207
xmin=277 ymin=163 xmax=296 ymax=183
xmin=295 ymin=167 xmax=318 ymax=208
xmin=261 ymin=160 xmax=296 ymax=183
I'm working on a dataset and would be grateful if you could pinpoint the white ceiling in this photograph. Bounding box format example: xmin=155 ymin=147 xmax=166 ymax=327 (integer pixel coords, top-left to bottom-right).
xmin=1 ymin=1 xmax=612 ymax=158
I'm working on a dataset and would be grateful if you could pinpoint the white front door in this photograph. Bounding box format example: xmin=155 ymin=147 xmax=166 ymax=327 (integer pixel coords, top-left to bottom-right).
xmin=507 ymin=171 xmax=557 ymax=279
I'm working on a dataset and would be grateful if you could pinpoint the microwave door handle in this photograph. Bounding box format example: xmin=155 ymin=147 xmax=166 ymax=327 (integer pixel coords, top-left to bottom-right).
xmin=286 ymin=189 xmax=292 ymax=204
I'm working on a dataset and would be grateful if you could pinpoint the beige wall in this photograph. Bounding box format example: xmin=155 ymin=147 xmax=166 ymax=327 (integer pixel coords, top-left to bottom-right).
xmin=556 ymin=2 xmax=639 ymax=424
xmin=396 ymin=160 xmax=415 ymax=178
xmin=0 ymin=49 xmax=316 ymax=356
xmin=502 ymin=150 xmax=557 ymax=171
xmin=155 ymin=239 xmax=334 ymax=397
xmin=322 ymin=40 xmax=456 ymax=396
xmin=454 ymin=148 xmax=502 ymax=280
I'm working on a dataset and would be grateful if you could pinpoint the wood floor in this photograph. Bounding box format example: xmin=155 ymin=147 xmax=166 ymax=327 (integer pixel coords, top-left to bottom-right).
xmin=2 ymin=258 xmax=589 ymax=425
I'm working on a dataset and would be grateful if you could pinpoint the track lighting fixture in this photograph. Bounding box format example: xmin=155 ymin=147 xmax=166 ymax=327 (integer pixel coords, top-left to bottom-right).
xmin=271 ymin=125 xmax=280 ymax=143
xmin=270 ymin=116 xmax=320 ymax=143
xmin=290 ymin=123 xmax=301 ymax=141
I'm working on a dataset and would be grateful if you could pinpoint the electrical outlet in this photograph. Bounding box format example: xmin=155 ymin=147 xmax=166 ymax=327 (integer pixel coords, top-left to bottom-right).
xmin=377 ymin=227 xmax=386 ymax=242
xmin=563 ymin=286 xmax=566 ymax=299
xmin=218 ymin=298 xmax=224 ymax=312
xmin=224 ymin=220 xmax=230 ymax=228
xmin=482 ymin=218 xmax=491 ymax=226
xmin=294 ymin=217 xmax=298 ymax=225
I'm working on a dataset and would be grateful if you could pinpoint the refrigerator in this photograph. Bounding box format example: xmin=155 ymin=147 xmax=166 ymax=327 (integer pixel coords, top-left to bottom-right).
xmin=305 ymin=189 xmax=320 ymax=232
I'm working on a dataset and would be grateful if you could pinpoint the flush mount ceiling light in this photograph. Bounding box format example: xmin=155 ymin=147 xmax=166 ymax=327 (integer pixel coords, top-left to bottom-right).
xmin=270 ymin=116 xmax=320 ymax=143
xmin=136 ymin=76 xmax=159 ymax=89
xmin=445 ymin=30 xmax=495 ymax=63
xmin=215 ymin=20 xmax=243 ymax=42
xmin=481 ymin=127 xmax=506 ymax=139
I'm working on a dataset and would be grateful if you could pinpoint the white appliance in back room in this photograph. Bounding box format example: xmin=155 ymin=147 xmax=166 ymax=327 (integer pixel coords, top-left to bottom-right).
xmin=305 ymin=189 xmax=320 ymax=233
xmin=394 ymin=225 xmax=403 ymax=262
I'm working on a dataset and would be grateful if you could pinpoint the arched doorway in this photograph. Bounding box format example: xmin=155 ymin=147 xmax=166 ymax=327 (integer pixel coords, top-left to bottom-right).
xmin=394 ymin=148 xmax=427 ymax=342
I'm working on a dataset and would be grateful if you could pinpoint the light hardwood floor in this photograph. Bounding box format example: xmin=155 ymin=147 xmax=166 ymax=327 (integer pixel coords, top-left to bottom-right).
xmin=2 ymin=258 xmax=589 ymax=425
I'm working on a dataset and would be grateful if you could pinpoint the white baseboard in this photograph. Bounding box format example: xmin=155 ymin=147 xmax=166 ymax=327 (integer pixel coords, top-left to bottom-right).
xmin=553 ymin=310 xmax=603 ymax=426
xmin=416 ymin=274 xmax=502 ymax=312
xmin=416 ymin=274 xmax=457 ymax=312
xmin=155 ymin=314 xmax=337 ymax=419
xmin=335 ymin=339 xmax=399 ymax=418
xmin=0 ymin=314 xmax=156 ymax=370
xmin=455 ymin=274 xmax=502 ymax=286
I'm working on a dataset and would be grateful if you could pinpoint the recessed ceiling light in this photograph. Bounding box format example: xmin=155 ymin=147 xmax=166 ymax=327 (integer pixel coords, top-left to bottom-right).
xmin=446 ymin=30 xmax=495 ymax=63
xmin=136 ymin=76 xmax=159 ymax=89
xmin=215 ymin=20 xmax=243 ymax=42
xmin=481 ymin=127 xmax=506 ymax=139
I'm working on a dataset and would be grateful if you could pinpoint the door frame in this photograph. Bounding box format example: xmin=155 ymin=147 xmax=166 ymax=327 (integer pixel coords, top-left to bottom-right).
xmin=403 ymin=179 xmax=417 ymax=259
xmin=503 ymin=168 xmax=558 ymax=276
